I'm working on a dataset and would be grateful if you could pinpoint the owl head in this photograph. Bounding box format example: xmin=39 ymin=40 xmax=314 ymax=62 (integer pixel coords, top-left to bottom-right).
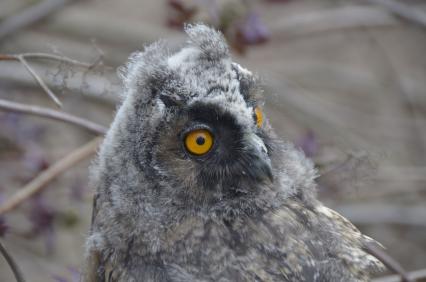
xmin=96 ymin=24 xmax=316 ymax=219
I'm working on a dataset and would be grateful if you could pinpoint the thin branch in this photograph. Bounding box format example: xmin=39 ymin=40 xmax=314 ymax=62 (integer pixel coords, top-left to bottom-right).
xmin=16 ymin=55 xmax=62 ymax=107
xmin=0 ymin=240 xmax=26 ymax=282
xmin=0 ymin=63 xmax=120 ymax=104
xmin=0 ymin=138 xmax=102 ymax=215
xmin=88 ymin=39 xmax=106 ymax=70
xmin=0 ymin=99 xmax=108 ymax=135
xmin=365 ymin=242 xmax=413 ymax=282
xmin=0 ymin=53 xmax=98 ymax=68
xmin=0 ymin=0 xmax=73 ymax=40
xmin=366 ymin=0 xmax=426 ymax=28
xmin=0 ymin=54 xmax=17 ymax=61
xmin=21 ymin=53 xmax=91 ymax=67
xmin=373 ymin=268 xmax=426 ymax=282
xmin=0 ymin=52 xmax=109 ymax=107
xmin=0 ymin=52 xmax=118 ymax=104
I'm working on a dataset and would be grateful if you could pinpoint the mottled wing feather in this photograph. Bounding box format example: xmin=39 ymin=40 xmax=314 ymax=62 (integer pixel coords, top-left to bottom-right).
xmin=83 ymin=194 xmax=109 ymax=282
xmin=314 ymin=205 xmax=385 ymax=274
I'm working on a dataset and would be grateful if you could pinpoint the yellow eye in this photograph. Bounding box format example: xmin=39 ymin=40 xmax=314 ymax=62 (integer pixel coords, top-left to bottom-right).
xmin=184 ymin=129 xmax=214 ymax=155
xmin=254 ymin=106 xmax=263 ymax=127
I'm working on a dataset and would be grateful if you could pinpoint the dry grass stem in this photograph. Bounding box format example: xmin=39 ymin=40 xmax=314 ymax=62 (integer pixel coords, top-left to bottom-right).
xmin=0 ymin=137 xmax=102 ymax=215
xmin=0 ymin=241 xmax=26 ymax=282
xmin=0 ymin=98 xmax=107 ymax=134
xmin=16 ymin=55 xmax=62 ymax=107
xmin=373 ymin=268 xmax=426 ymax=282
xmin=0 ymin=52 xmax=108 ymax=108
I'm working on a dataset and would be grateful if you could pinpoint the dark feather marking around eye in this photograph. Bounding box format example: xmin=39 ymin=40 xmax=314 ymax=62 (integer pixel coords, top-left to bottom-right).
xmin=188 ymin=102 xmax=239 ymax=130
xmin=207 ymin=85 xmax=226 ymax=96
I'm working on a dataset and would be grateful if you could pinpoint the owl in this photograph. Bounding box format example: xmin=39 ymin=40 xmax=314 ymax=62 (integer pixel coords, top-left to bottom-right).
xmin=83 ymin=24 xmax=384 ymax=281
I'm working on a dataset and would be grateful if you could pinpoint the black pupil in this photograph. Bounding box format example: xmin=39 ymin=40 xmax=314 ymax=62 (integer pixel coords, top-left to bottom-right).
xmin=196 ymin=136 xmax=205 ymax=146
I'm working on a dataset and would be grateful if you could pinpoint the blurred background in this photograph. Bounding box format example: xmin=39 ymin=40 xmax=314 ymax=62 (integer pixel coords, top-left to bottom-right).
xmin=0 ymin=0 xmax=425 ymax=281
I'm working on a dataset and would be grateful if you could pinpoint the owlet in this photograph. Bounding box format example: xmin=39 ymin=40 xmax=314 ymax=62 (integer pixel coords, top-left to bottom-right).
xmin=83 ymin=24 xmax=384 ymax=282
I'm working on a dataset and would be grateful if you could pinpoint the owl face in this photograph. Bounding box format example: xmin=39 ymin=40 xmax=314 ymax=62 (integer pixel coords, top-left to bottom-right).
xmin=117 ymin=25 xmax=293 ymax=210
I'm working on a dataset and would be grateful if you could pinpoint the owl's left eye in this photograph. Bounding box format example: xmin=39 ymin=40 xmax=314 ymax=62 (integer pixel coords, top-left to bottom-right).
xmin=254 ymin=106 xmax=263 ymax=128
xmin=184 ymin=129 xmax=214 ymax=156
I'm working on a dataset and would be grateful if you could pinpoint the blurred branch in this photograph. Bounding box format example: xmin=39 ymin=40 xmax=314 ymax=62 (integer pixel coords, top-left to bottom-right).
xmin=0 ymin=0 xmax=73 ymax=40
xmin=366 ymin=0 xmax=426 ymax=28
xmin=0 ymin=137 xmax=102 ymax=215
xmin=0 ymin=240 xmax=26 ymax=282
xmin=17 ymin=55 xmax=62 ymax=107
xmin=336 ymin=204 xmax=426 ymax=227
xmin=365 ymin=242 xmax=413 ymax=282
xmin=373 ymin=268 xmax=426 ymax=282
xmin=0 ymin=62 xmax=120 ymax=104
xmin=0 ymin=53 xmax=93 ymax=68
xmin=0 ymin=99 xmax=107 ymax=135
xmin=0 ymin=52 xmax=106 ymax=108
xmin=269 ymin=6 xmax=397 ymax=39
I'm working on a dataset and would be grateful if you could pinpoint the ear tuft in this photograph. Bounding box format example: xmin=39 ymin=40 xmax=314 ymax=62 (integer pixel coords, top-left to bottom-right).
xmin=118 ymin=40 xmax=170 ymax=99
xmin=184 ymin=23 xmax=229 ymax=61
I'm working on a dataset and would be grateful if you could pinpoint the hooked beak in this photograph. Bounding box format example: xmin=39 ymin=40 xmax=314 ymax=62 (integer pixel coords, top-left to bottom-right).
xmin=243 ymin=133 xmax=273 ymax=183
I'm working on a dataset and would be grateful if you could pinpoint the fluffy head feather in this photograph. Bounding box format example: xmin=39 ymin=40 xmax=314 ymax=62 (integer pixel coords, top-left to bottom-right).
xmin=102 ymin=23 xmax=317 ymax=218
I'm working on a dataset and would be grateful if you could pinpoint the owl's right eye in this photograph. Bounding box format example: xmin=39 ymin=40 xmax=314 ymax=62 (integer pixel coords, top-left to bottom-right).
xmin=184 ymin=129 xmax=214 ymax=155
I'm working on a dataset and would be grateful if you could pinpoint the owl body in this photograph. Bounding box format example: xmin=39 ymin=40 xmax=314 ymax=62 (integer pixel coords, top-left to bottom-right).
xmin=84 ymin=25 xmax=383 ymax=281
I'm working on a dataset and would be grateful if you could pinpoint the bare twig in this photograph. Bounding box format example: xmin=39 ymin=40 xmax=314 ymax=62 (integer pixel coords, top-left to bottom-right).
xmin=16 ymin=55 xmax=62 ymax=107
xmin=0 ymin=52 xmax=108 ymax=108
xmin=0 ymin=99 xmax=108 ymax=135
xmin=365 ymin=242 xmax=413 ymax=282
xmin=0 ymin=0 xmax=73 ymax=40
xmin=373 ymin=268 xmax=426 ymax=282
xmin=0 ymin=138 xmax=102 ymax=215
xmin=0 ymin=240 xmax=26 ymax=282
xmin=0 ymin=53 xmax=119 ymax=104
xmin=366 ymin=0 xmax=426 ymax=28
xmin=0 ymin=52 xmax=93 ymax=67
xmin=88 ymin=39 xmax=106 ymax=69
